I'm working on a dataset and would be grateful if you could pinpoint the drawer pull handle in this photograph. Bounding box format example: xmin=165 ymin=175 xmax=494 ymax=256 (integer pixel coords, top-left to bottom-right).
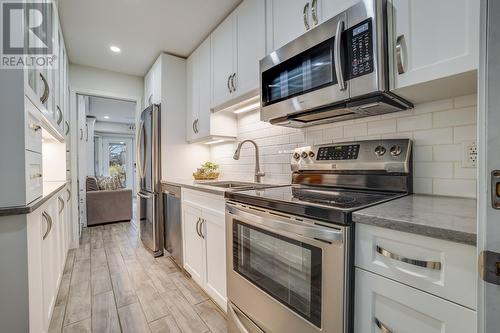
xmin=376 ymin=245 xmax=442 ymax=270
xmin=30 ymin=173 xmax=43 ymax=179
xmin=375 ymin=318 xmax=393 ymax=333
xmin=29 ymin=124 xmax=42 ymax=132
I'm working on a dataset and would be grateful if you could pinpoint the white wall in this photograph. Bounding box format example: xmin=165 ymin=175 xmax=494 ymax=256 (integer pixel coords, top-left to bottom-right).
xmin=70 ymin=64 xmax=143 ymax=103
xmin=94 ymin=121 xmax=135 ymax=135
xmin=210 ymin=95 xmax=478 ymax=198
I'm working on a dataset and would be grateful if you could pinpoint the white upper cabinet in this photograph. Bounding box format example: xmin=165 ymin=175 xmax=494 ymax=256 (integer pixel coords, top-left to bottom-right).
xmin=267 ymin=0 xmax=357 ymax=51
xmin=211 ymin=15 xmax=235 ymax=107
xmin=144 ymin=59 xmax=161 ymax=107
xmin=211 ymin=0 xmax=266 ymax=108
xmin=268 ymin=0 xmax=310 ymax=51
xmin=235 ymin=0 xmax=267 ymax=98
xmin=187 ymin=37 xmax=237 ymax=143
xmin=390 ymin=0 xmax=479 ymax=93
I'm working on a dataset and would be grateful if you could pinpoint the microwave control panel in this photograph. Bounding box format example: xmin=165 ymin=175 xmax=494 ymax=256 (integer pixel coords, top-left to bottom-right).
xmin=348 ymin=19 xmax=374 ymax=79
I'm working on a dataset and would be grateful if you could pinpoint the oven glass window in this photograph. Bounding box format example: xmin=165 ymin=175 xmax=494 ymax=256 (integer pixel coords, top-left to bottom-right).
xmin=262 ymin=38 xmax=336 ymax=107
xmin=233 ymin=220 xmax=322 ymax=328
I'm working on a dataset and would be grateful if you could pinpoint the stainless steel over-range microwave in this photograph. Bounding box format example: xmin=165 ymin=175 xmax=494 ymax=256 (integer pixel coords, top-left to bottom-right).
xmin=259 ymin=0 xmax=412 ymax=127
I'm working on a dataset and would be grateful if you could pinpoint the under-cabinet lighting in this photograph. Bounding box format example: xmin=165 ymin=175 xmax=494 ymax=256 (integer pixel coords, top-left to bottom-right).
xmin=109 ymin=45 xmax=121 ymax=53
xmin=233 ymin=102 xmax=260 ymax=114
xmin=103 ymin=115 xmax=110 ymax=119
xmin=204 ymin=139 xmax=225 ymax=145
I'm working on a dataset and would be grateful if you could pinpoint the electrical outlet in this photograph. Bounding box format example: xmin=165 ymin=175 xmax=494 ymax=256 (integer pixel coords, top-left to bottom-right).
xmin=462 ymin=140 xmax=477 ymax=168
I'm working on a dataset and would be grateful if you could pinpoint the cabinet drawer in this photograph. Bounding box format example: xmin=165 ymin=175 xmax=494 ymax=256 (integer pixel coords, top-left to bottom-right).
xmin=355 ymin=268 xmax=476 ymax=333
xmin=25 ymin=98 xmax=42 ymax=153
xmin=26 ymin=151 xmax=43 ymax=203
xmin=355 ymin=223 xmax=476 ymax=309
xmin=182 ymin=188 xmax=225 ymax=214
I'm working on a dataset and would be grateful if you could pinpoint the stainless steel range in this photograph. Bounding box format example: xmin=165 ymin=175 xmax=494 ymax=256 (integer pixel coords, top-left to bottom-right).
xmin=225 ymin=139 xmax=412 ymax=333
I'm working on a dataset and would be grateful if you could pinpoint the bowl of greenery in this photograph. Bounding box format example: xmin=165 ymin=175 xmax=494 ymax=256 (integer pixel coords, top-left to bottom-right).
xmin=193 ymin=162 xmax=220 ymax=180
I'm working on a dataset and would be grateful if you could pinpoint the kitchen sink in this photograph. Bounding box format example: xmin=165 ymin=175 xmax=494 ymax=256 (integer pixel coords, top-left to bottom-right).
xmin=201 ymin=181 xmax=277 ymax=190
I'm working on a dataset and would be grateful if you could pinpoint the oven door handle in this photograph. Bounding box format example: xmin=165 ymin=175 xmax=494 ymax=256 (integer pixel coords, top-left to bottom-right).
xmin=228 ymin=303 xmax=264 ymax=333
xmin=226 ymin=202 xmax=344 ymax=244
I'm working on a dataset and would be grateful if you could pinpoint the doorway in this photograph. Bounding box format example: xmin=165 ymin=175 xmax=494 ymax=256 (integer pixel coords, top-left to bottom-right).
xmin=101 ymin=137 xmax=134 ymax=190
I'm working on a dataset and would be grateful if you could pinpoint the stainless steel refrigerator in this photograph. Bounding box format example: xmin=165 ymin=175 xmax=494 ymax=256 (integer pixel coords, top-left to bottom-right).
xmin=137 ymin=104 xmax=163 ymax=256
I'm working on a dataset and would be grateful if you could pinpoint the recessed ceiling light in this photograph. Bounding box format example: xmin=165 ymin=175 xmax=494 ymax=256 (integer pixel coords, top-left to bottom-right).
xmin=109 ymin=45 xmax=121 ymax=53
xmin=103 ymin=115 xmax=110 ymax=119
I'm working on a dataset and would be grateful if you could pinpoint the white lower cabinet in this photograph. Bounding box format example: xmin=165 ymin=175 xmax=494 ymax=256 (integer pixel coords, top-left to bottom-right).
xmin=182 ymin=189 xmax=227 ymax=310
xmin=26 ymin=186 xmax=70 ymax=333
xmin=355 ymin=268 xmax=476 ymax=333
xmin=355 ymin=223 xmax=477 ymax=333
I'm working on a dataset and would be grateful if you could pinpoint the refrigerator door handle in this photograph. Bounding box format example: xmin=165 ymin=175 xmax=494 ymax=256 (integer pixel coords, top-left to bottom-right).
xmin=137 ymin=191 xmax=153 ymax=199
xmin=136 ymin=119 xmax=145 ymax=179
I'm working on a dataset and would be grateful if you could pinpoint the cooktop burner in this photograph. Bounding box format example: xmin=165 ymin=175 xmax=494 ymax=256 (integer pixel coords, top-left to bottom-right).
xmin=225 ymin=185 xmax=405 ymax=224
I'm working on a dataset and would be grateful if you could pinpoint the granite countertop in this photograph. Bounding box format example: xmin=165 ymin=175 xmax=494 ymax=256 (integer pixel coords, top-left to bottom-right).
xmin=353 ymin=194 xmax=477 ymax=246
xmin=0 ymin=181 xmax=68 ymax=217
xmin=161 ymin=179 xmax=227 ymax=195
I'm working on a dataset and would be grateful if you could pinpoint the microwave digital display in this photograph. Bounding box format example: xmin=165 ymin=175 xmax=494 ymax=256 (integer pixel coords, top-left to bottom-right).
xmin=353 ymin=22 xmax=369 ymax=36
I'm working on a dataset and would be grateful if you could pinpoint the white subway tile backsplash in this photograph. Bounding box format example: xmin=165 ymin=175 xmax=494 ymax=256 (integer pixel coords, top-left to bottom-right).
xmin=397 ymin=113 xmax=432 ymax=132
xmin=454 ymin=125 xmax=477 ymax=143
xmin=433 ymin=179 xmax=476 ymax=198
xmin=367 ymin=119 xmax=397 ymax=135
xmin=344 ymin=123 xmax=367 ymax=137
xmin=413 ymin=128 xmax=453 ymax=145
xmin=433 ymin=144 xmax=462 ymax=161
xmin=433 ymin=107 xmax=476 ymax=128
xmin=210 ymin=95 xmax=477 ymax=198
xmin=415 ymin=162 xmax=454 ymax=178
xmin=414 ymin=146 xmax=433 ymax=162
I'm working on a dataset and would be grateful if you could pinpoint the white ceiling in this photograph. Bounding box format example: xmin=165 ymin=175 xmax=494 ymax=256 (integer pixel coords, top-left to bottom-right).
xmin=88 ymin=96 xmax=137 ymax=124
xmin=59 ymin=0 xmax=241 ymax=76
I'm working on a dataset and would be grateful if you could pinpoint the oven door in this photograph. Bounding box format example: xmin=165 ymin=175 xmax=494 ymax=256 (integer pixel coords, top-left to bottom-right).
xmin=225 ymin=202 xmax=348 ymax=333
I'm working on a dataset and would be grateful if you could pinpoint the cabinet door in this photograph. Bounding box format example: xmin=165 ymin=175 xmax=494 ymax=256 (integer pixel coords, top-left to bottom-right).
xmin=182 ymin=203 xmax=204 ymax=285
xmin=186 ymin=52 xmax=200 ymax=142
xmin=41 ymin=203 xmax=57 ymax=331
xmin=201 ymin=209 xmax=227 ymax=310
xmin=211 ymin=15 xmax=235 ymax=107
xmin=197 ymin=38 xmax=212 ymax=139
xmin=355 ymin=269 xmax=476 ymax=333
xmin=235 ymin=0 xmax=266 ymax=97
xmin=151 ymin=61 xmax=162 ymax=104
xmin=269 ymin=0 xmax=309 ymax=50
xmin=319 ymin=0 xmax=358 ymax=24
xmin=144 ymin=69 xmax=153 ymax=107
xmin=392 ymin=0 xmax=479 ymax=89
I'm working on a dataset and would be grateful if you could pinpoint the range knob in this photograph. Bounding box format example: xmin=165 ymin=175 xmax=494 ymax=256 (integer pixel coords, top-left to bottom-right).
xmin=301 ymin=151 xmax=309 ymax=159
xmin=308 ymin=151 xmax=315 ymax=158
xmin=293 ymin=152 xmax=301 ymax=160
xmin=374 ymin=145 xmax=386 ymax=157
xmin=390 ymin=145 xmax=402 ymax=157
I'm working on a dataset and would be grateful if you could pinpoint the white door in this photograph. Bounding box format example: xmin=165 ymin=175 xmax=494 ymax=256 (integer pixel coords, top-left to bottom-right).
xmin=269 ymin=0 xmax=309 ymax=50
xmin=320 ymin=0 xmax=358 ymax=23
xmin=211 ymin=14 xmax=235 ymax=107
xmin=391 ymin=0 xmax=479 ymax=90
xmin=355 ymin=269 xmax=476 ymax=333
xmin=182 ymin=204 xmax=204 ymax=286
xmin=186 ymin=52 xmax=198 ymax=142
xmin=235 ymin=0 xmax=266 ymax=97
xmin=197 ymin=37 xmax=212 ymax=139
xmin=478 ymin=1 xmax=500 ymax=331
xmin=101 ymin=137 xmax=134 ymax=190
xmin=202 ymin=209 xmax=227 ymax=310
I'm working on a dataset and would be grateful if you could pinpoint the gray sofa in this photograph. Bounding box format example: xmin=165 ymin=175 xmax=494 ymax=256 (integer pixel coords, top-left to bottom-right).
xmin=86 ymin=176 xmax=132 ymax=226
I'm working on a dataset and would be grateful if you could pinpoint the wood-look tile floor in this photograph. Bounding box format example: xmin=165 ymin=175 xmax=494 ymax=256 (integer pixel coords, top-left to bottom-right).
xmin=49 ymin=222 xmax=228 ymax=333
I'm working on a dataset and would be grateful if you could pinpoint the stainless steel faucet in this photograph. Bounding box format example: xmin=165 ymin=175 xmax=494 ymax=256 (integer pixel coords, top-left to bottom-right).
xmin=233 ymin=140 xmax=266 ymax=183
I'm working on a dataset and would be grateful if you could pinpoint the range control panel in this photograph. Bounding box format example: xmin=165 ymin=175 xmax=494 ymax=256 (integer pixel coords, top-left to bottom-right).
xmin=317 ymin=144 xmax=360 ymax=160
xmin=291 ymin=139 xmax=412 ymax=173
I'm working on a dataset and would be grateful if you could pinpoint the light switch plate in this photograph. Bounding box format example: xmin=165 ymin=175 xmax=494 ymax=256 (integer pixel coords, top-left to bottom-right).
xmin=462 ymin=140 xmax=477 ymax=168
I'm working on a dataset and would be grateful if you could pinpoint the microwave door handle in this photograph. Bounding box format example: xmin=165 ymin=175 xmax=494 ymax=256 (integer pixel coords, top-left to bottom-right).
xmin=334 ymin=19 xmax=346 ymax=91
